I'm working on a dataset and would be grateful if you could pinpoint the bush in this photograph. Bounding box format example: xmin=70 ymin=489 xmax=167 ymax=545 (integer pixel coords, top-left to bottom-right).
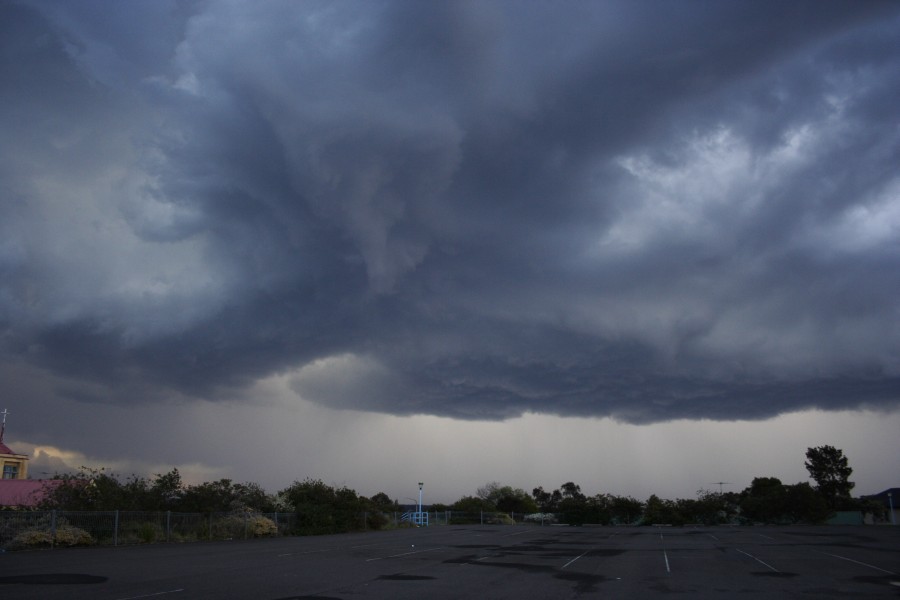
xmin=213 ymin=514 xmax=277 ymax=538
xmin=12 ymin=525 xmax=94 ymax=549
xmin=365 ymin=511 xmax=390 ymax=530
xmin=137 ymin=522 xmax=161 ymax=543
xmin=248 ymin=515 xmax=277 ymax=537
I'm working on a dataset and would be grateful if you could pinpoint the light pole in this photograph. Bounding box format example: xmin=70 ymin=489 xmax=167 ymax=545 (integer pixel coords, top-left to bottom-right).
xmin=889 ymin=492 xmax=895 ymax=525
xmin=418 ymin=482 xmax=424 ymax=517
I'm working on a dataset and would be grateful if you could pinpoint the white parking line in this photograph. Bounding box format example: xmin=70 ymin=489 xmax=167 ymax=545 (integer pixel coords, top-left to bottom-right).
xmin=504 ymin=529 xmax=534 ymax=537
xmin=115 ymin=590 xmax=184 ymax=600
xmin=707 ymin=534 xmax=719 ymax=542
xmin=818 ymin=551 xmax=897 ymax=575
xmin=561 ymin=550 xmax=590 ymax=570
xmin=663 ymin=550 xmax=671 ymax=573
xmin=756 ymin=534 xmax=776 ymax=541
xmin=365 ymin=546 xmax=445 ymax=562
xmin=736 ymin=549 xmax=779 ymax=572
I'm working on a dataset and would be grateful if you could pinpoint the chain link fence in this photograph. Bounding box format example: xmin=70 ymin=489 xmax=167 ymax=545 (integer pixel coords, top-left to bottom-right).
xmin=0 ymin=510 xmax=298 ymax=551
xmin=0 ymin=509 xmax=549 ymax=551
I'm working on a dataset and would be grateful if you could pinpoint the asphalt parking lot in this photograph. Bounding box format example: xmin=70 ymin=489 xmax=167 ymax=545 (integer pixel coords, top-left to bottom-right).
xmin=1 ymin=525 xmax=898 ymax=599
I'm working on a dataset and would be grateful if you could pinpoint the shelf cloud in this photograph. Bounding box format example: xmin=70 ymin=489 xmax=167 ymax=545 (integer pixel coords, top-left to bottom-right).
xmin=2 ymin=0 xmax=899 ymax=432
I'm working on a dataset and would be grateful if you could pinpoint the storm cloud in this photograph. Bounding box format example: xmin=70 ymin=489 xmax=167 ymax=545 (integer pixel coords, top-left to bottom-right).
xmin=3 ymin=0 xmax=900 ymax=428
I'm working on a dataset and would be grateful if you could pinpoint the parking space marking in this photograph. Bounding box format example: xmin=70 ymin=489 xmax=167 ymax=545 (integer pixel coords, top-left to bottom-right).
xmin=736 ymin=549 xmax=779 ymax=572
xmin=504 ymin=529 xmax=534 ymax=537
xmin=561 ymin=550 xmax=590 ymax=570
xmin=663 ymin=550 xmax=671 ymax=573
xmin=818 ymin=551 xmax=897 ymax=575
xmin=279 ymin=547 xmax=339 ymax=557
xmin=365 ymin=546 xmax=445 ymax=562
xmin=115 ymin=590 xmax=184 ymax=600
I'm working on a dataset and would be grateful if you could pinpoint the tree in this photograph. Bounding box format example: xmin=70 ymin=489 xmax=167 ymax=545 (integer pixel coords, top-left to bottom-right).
xmin=148 ymin=469 xmax=183 ymax=510
xmin=557 ymin=482 xmax=588 ymax=524
xmin=368 ymin=492 xmax=398 ymax=512
xmin=279 ymin=479 xmax=367 ymax=535
xmin=805 ymin=445 xmax=854 ymax=509
xmin=532 ymin=486 xmax=561 ymax=512
xmin=41 ymin=467 xmax=128 ymax=511
xmin=451 ymin=495 xmax=495 ymax=513
xmin=608 ymin=495 xmax=643 ymax=525
xmin=560 ymin=481 xmax=584 ymax=500
xmin=784 ymin=482 xmax=831 ymax=524
xmin=740 ymin=477 xmax=788 ymax=523
xmin=642 ymin=494 xmax=684 ymax=525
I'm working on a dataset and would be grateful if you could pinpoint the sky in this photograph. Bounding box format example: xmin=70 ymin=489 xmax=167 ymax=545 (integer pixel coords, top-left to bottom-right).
xmin=2 ymin=0 xmax=899 ymax=505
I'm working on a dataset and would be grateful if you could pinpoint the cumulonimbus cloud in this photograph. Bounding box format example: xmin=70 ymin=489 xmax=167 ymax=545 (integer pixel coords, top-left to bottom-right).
xmin=2 ymin=0 xmax=899 ymax=424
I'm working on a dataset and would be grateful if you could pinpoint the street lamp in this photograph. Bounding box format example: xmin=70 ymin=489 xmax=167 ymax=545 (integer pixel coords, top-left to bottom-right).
xmin=418 ymin=482 xmax=424 ymax=516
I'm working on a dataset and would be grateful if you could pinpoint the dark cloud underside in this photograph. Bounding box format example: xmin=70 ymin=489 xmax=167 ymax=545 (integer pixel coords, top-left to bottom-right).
xmin=2 ymin=0 xmax=899 ymax=423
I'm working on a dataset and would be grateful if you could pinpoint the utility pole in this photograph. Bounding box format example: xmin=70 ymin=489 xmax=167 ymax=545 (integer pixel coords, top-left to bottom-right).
xmin=710 ymin=482 xmax=732 ymax=494
xmin=0 ymin=408 xmax=8 ymax=443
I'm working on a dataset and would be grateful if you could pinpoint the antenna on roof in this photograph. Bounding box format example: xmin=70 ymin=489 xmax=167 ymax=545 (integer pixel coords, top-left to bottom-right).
xmin=709 ymin=482 xmax=732 ymax=494
xmin=0 ymin=408 xmax=8 ymax=443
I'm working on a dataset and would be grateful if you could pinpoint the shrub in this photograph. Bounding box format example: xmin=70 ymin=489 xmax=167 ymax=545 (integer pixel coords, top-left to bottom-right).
xmin=213 ymin=514 xmax=277 ymax=538
xmin=12 ymin=525 xmax=94 ymax=549
xmin=137 ymin=522 xmax=161 ymax=543
xmin=248 ymin=516 xmax=277 ymax=537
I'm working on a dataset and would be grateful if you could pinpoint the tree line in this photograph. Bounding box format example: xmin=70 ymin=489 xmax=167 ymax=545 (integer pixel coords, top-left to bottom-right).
xmin=31 ymin=445 xmax=886 ymax=531
xmin=34 ymin=469 xmax=401 ymax=534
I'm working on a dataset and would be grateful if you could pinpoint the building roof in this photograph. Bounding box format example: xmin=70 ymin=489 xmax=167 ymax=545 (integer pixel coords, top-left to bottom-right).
xmin=0 ymin=441 xmax=28 ymax=457
xmin=0 ymin=479 xmax=63 ymax=507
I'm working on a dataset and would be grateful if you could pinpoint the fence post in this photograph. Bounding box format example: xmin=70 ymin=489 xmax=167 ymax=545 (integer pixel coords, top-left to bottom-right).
xmin=480 ymin=510 xmax=483 ymax=525
xmin=274 ymin=512 xmax=279 ymax=536
xmin=166 ymin=511 xmax=171 ymax=543
xmin=114 ymin=510 xmax=119 ymax=546
xmin=244 ymin=512 xmax=248 ymax=540
xmin=209 ymin=513 xmax=213 ymax=541
xmin=51 ymin=510 xmax=57 ymax=549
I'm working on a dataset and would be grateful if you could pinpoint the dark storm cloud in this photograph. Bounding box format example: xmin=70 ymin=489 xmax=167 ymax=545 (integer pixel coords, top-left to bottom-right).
xmin=2 ymin=0 xmax=899 ymax=424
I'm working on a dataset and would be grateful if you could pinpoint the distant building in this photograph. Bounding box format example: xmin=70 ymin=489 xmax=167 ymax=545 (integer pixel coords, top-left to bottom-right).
xmin=1 ymin=439 xmax=29 ymax=480
xmin=864 ymin=488 xmax=899 ymax=525
xmin=0 ymin=410 xmax=63 ymax=508
xmin=0 ymin=479 xmax=63 ymax=508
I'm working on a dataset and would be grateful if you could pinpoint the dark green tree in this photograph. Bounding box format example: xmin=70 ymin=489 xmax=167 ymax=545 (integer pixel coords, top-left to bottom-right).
xmin=784 ymin=482 xmax=832 ymax=523
xmin=608 ymin=495 xmax=644 ymax=524
xmin=280 ymin=479 xmax=367 ymax=535
xmin=642 ymin=494 xmax=684 ymax=525
xmin=740 ymin=477 xmax=788 ymax=523
xmin=531 ymin=486 xmax=562 ymax=512
xmin=40 ymin=467 xmax=127 ymax=510
xmin=147 ymin=469 xmax=183 ymax=510
xmin=451 ymin=495 xmax=495 ymax=513
xmin=805 ymin=445 xmax=854 ymax=509
xmin=368 ymin=492 xmax=398 ymax=512
xmin=557 ymin=482 xmax=588 ymax=524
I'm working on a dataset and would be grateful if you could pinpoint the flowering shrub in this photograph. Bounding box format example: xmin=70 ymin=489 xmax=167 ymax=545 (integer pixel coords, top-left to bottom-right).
xmin=248 ymin=515 xmax=277 ymax=537
xmin=213 ymin=513 xmax=278 ymax=538
xmin=13 ymin=525 xmax=94 ymax=548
